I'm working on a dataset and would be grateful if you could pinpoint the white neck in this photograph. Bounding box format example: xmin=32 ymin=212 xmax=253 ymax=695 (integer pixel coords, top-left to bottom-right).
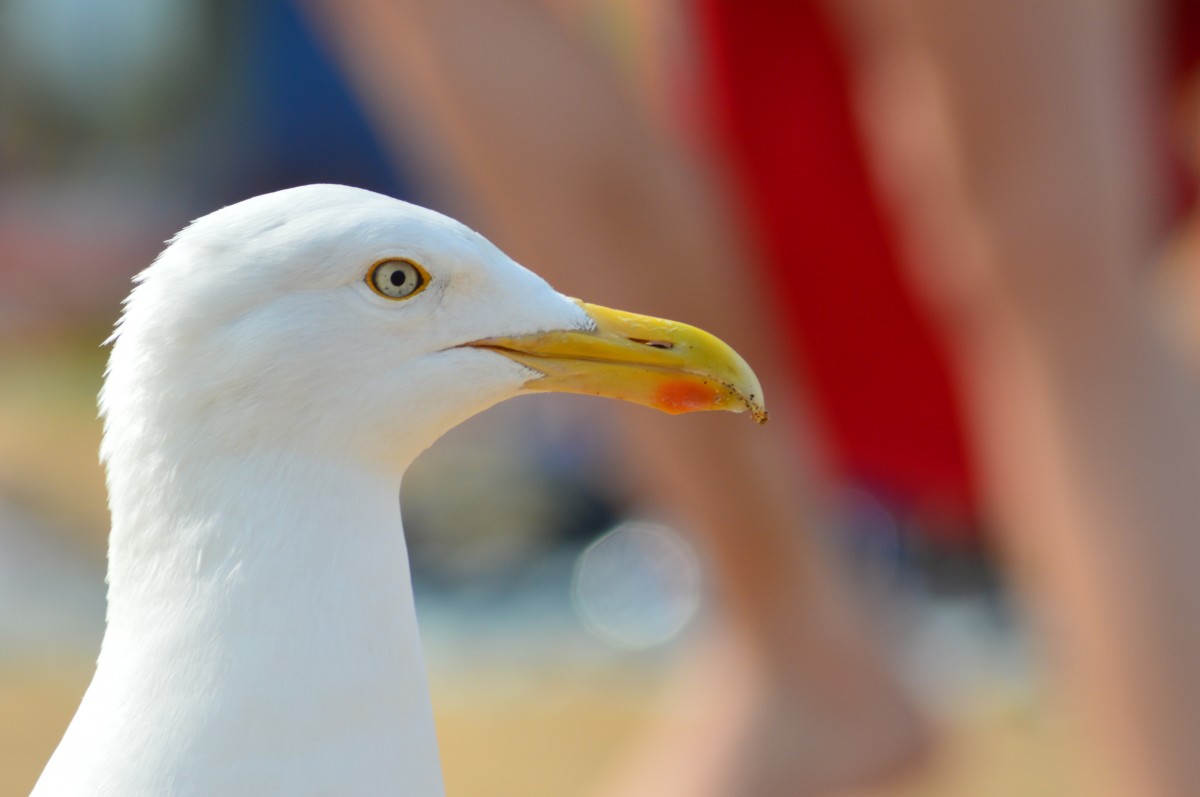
xmin=35 ymin=445 xmax=444 ymax=797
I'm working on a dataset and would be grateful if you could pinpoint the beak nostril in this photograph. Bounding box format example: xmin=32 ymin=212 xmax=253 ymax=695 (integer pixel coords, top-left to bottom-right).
xmin=631 ymin=338 xmax=674 ymax=350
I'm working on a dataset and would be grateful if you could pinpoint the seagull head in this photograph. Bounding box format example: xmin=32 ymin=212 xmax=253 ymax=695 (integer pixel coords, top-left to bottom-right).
xmin=36 ymin=184 xmax=766 ymax=797
xmin=101 ymin=184 xmax=765 ymax=473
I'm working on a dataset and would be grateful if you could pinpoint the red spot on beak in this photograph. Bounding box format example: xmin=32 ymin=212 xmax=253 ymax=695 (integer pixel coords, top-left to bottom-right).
xmin=653 ymin=379 xmax=719 ymax=414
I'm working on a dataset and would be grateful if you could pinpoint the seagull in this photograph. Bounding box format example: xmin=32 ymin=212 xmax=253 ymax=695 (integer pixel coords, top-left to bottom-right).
xmin=33 ymin=185 xmax=765 ymax=796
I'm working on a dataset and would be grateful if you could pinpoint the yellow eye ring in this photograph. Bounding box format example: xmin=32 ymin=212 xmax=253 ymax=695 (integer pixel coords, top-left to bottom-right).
xmin=367 ymin=258 xmax=431 ymax=300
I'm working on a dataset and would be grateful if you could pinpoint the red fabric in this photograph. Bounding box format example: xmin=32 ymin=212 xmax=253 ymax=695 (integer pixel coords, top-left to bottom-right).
xmin=1169 ymin=0 xmax=1200 ymax=212
xmin=1172 ymin=0 xmax=1200 ymax=75
xmin=694 ymin=0 xmax=978 ymax=524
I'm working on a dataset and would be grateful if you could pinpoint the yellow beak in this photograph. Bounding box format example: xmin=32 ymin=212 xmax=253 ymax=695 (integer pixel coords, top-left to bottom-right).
xmin=463 ymin=300 xmax=767 ymax=423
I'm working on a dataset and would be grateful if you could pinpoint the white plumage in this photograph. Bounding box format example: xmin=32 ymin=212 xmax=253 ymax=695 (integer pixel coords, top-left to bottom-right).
xmin=34 ymin=185 xmax=763 ymax=796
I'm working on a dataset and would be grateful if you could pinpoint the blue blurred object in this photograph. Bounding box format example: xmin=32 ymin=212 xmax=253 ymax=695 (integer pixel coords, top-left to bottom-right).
xmin=0 ymin=0 xmax=411 ymax=202
xmin=230 ymin=0 xmax=411 ymax=201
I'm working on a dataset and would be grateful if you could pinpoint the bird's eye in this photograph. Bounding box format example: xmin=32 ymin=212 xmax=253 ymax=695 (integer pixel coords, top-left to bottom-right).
xmin=368 ymin=259 xmax=429 ymax=300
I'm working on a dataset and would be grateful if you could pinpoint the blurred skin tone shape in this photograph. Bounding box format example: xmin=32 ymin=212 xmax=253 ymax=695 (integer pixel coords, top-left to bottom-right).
xmin=830 ymin=2 xmax=1200 ymax=796
xmin=306 ymin=1 xmax=929 ymax=796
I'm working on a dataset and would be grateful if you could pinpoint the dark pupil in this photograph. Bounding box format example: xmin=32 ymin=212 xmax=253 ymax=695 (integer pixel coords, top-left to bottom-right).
xmin=389 ymin=268 xmax=407 ymax=287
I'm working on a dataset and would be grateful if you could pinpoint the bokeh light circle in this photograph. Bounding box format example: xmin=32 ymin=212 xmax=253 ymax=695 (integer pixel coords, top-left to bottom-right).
xmin=571 ymin=521 xmax=702 ymax=649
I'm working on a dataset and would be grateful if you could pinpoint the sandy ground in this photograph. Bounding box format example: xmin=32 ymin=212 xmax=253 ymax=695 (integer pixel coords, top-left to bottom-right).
xmin=1 ymin=659 xmax=655 ymax=797
xmin=1 ymin=657 xmax=1084 ymax=797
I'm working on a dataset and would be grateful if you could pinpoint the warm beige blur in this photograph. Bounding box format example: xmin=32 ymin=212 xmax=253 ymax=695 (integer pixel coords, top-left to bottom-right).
xmin=829 ymin=4 xmax=1200 ymax=796
xmin=2 ymin=660 xmax=1088 ymax=797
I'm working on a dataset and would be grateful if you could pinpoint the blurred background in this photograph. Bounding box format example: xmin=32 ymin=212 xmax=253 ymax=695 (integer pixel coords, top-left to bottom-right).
xmin=2 ymin=1 xmax=1198 ymax=796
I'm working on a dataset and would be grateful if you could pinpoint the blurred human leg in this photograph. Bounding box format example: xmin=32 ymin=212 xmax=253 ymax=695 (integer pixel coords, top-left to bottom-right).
xmin=833 ymin=2 xmax=1200 ymax=795
xmin=307 ymin=0 xmax=930 ymax=794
